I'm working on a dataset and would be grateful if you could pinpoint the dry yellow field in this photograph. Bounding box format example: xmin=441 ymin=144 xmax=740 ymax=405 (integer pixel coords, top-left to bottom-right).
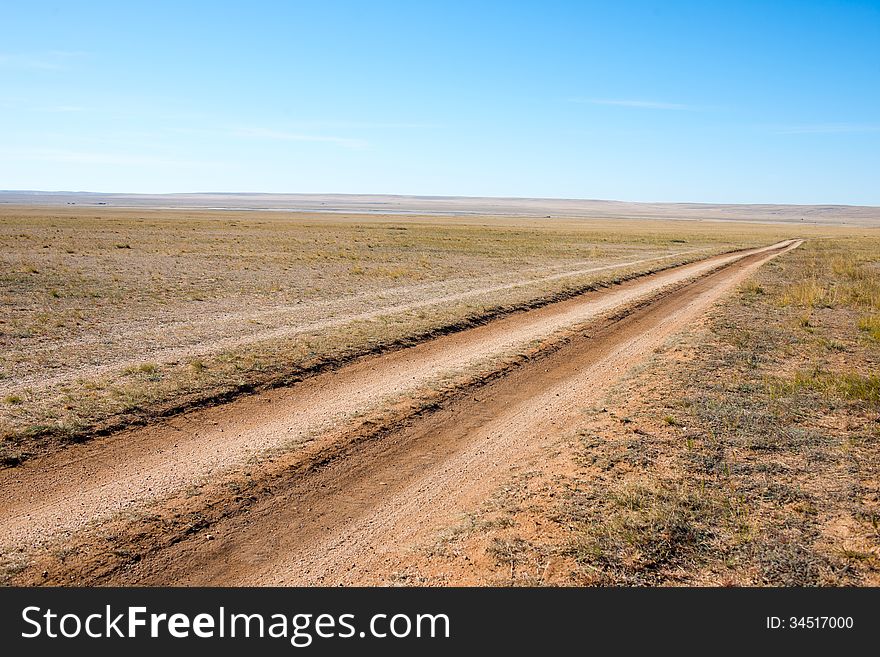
xmin=2 ymin=205 xmax=878 ymax=588
xmin=4 ymin=205 xmax=856 ymax=463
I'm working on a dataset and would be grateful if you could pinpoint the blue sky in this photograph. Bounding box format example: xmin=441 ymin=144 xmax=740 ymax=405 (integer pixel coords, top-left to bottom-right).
xmin=1 ymin=1 xmax=879 ymax=204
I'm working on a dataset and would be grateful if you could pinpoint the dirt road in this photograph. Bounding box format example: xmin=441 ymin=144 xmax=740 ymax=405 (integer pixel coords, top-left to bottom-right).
xmin=0 ymin=240 xmax=800 ymax=585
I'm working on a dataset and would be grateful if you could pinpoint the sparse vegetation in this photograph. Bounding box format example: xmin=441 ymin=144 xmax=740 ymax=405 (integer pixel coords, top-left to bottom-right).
xmin=188 ymin=359 xmax=207 ymax=372
xmin=566 ymin=480 xmax=715 ymax=583
xmin=123 ymin=362 xmax=159 ymax=376
xmin=564 ymin=238 xmax=880 ymax=585
xmin=3 ymin=209 xmax=877 ymax=586
xmin=407 ymin=236 xmax=879 ymax=586
xmin=859 ymin=314 xmax=880 ymax=341
xmin=769 ymin=368 xmax=880 ymax=404
xmin=1 ymin=206 xmax=821 ymax=462
xmin=740 ymin=280 xmax=764 ymax=296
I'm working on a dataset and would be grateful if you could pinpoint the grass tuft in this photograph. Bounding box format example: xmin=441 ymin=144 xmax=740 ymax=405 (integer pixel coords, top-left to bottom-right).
xmin=769 ymin=369 xmax=880 ymax=405
xmin=858 ymin=315 xmax=880 ymax=341
xmin=567 ymin=481 xmax=713 ymax=582
xmin=122 ymin=362 xmax=160 ymax=377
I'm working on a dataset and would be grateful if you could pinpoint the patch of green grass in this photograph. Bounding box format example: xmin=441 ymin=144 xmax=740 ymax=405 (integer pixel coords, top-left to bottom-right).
xmin=122 ymin=362 xmax=159 ymax=376
xmin=188 ymin=359 xmax=207 ymax=372
xmin=769 ymin=369 xmax=880 ymax=405
xmin=820 ymin=338 xmax=847 ymax=352
xmin=858 ymin=315 xmax=880 ymax=341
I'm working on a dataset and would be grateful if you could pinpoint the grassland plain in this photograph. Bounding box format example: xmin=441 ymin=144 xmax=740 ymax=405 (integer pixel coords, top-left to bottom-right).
xmin=389 ymin=235 xmax=880 ymax=586
xmin=2 ymin=206 xmax=847 ymax=465
xmin=0 ymin=240 xmax=801 ymax=585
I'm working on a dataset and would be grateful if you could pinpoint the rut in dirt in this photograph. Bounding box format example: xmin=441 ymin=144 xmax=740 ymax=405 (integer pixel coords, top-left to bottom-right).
xmin=1 ymin=240 xmax=800 ymax=586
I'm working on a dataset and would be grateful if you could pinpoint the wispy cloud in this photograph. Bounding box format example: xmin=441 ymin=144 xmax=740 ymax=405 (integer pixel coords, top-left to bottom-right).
xmin=774 ymin=123 xmax=880 ymax=135
xmin=571 ymin=98 xmax=697 ymax=110
xmin=0 ymin=51 xmax=87 ymax=71
xmin=0 ymin=100 xmax=87 ymax=113
xmin=2 ymin=148 xmax=220 ymax=168
xmin=37 ymin=105 xmax=88 ymax=113
xmin=231 ymin=127 xmax=368 ymax=149
xmin=291 ymin=120 xmax=440 ymax=130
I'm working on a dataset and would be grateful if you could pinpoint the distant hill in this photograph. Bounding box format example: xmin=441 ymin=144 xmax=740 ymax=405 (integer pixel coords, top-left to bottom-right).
xmin=2 ymin=191 xmax=878 ymax=226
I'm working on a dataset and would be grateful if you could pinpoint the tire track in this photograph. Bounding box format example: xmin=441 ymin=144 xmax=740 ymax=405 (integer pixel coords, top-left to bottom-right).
xmin=113 ymin=240 xmax=800 ymax=585
xmin=0 ymin=241 xmax=797 ymax=581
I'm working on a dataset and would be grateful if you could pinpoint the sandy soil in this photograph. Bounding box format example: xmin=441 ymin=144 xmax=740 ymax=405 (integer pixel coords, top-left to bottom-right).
xmin=0 ymin=240 xmax=798 ymax=584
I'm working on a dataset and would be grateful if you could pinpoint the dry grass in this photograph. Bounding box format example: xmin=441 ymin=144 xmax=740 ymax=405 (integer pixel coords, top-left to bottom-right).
xmin=574 ymin=237 xmax=880 ymax=585
xmin=404 ymin=235 xmax=879 ymax=586
xmin=859 ymin=315 xmax=880 ymax=341
xmin=0 ymin=206 xmax=864 ymax=463
xmin=566 ymin=480 xmax=717 ymax=582
xmin=778 ymin=240 xmax=880 ymax=310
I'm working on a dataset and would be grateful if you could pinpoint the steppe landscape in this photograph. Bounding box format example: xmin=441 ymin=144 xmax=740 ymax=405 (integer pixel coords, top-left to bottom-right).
xmin=1 ymin=195 xmax=877 ymax=585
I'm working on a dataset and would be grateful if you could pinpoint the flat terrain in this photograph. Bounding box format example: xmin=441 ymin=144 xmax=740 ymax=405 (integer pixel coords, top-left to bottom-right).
xmin=0 ymin=204 xmax=875 ymax=586
xmin=3 ymin=191 xmax=880 ymax=225
xmin=386 ymin=236 xmax=880 ymax=586
xmin=1 ymin=206 xmax=811 ymax=463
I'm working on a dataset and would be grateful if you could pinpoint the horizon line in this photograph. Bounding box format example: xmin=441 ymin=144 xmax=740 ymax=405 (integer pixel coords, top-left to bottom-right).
xmin=1 ymin=189 xmax=878 ymax=210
